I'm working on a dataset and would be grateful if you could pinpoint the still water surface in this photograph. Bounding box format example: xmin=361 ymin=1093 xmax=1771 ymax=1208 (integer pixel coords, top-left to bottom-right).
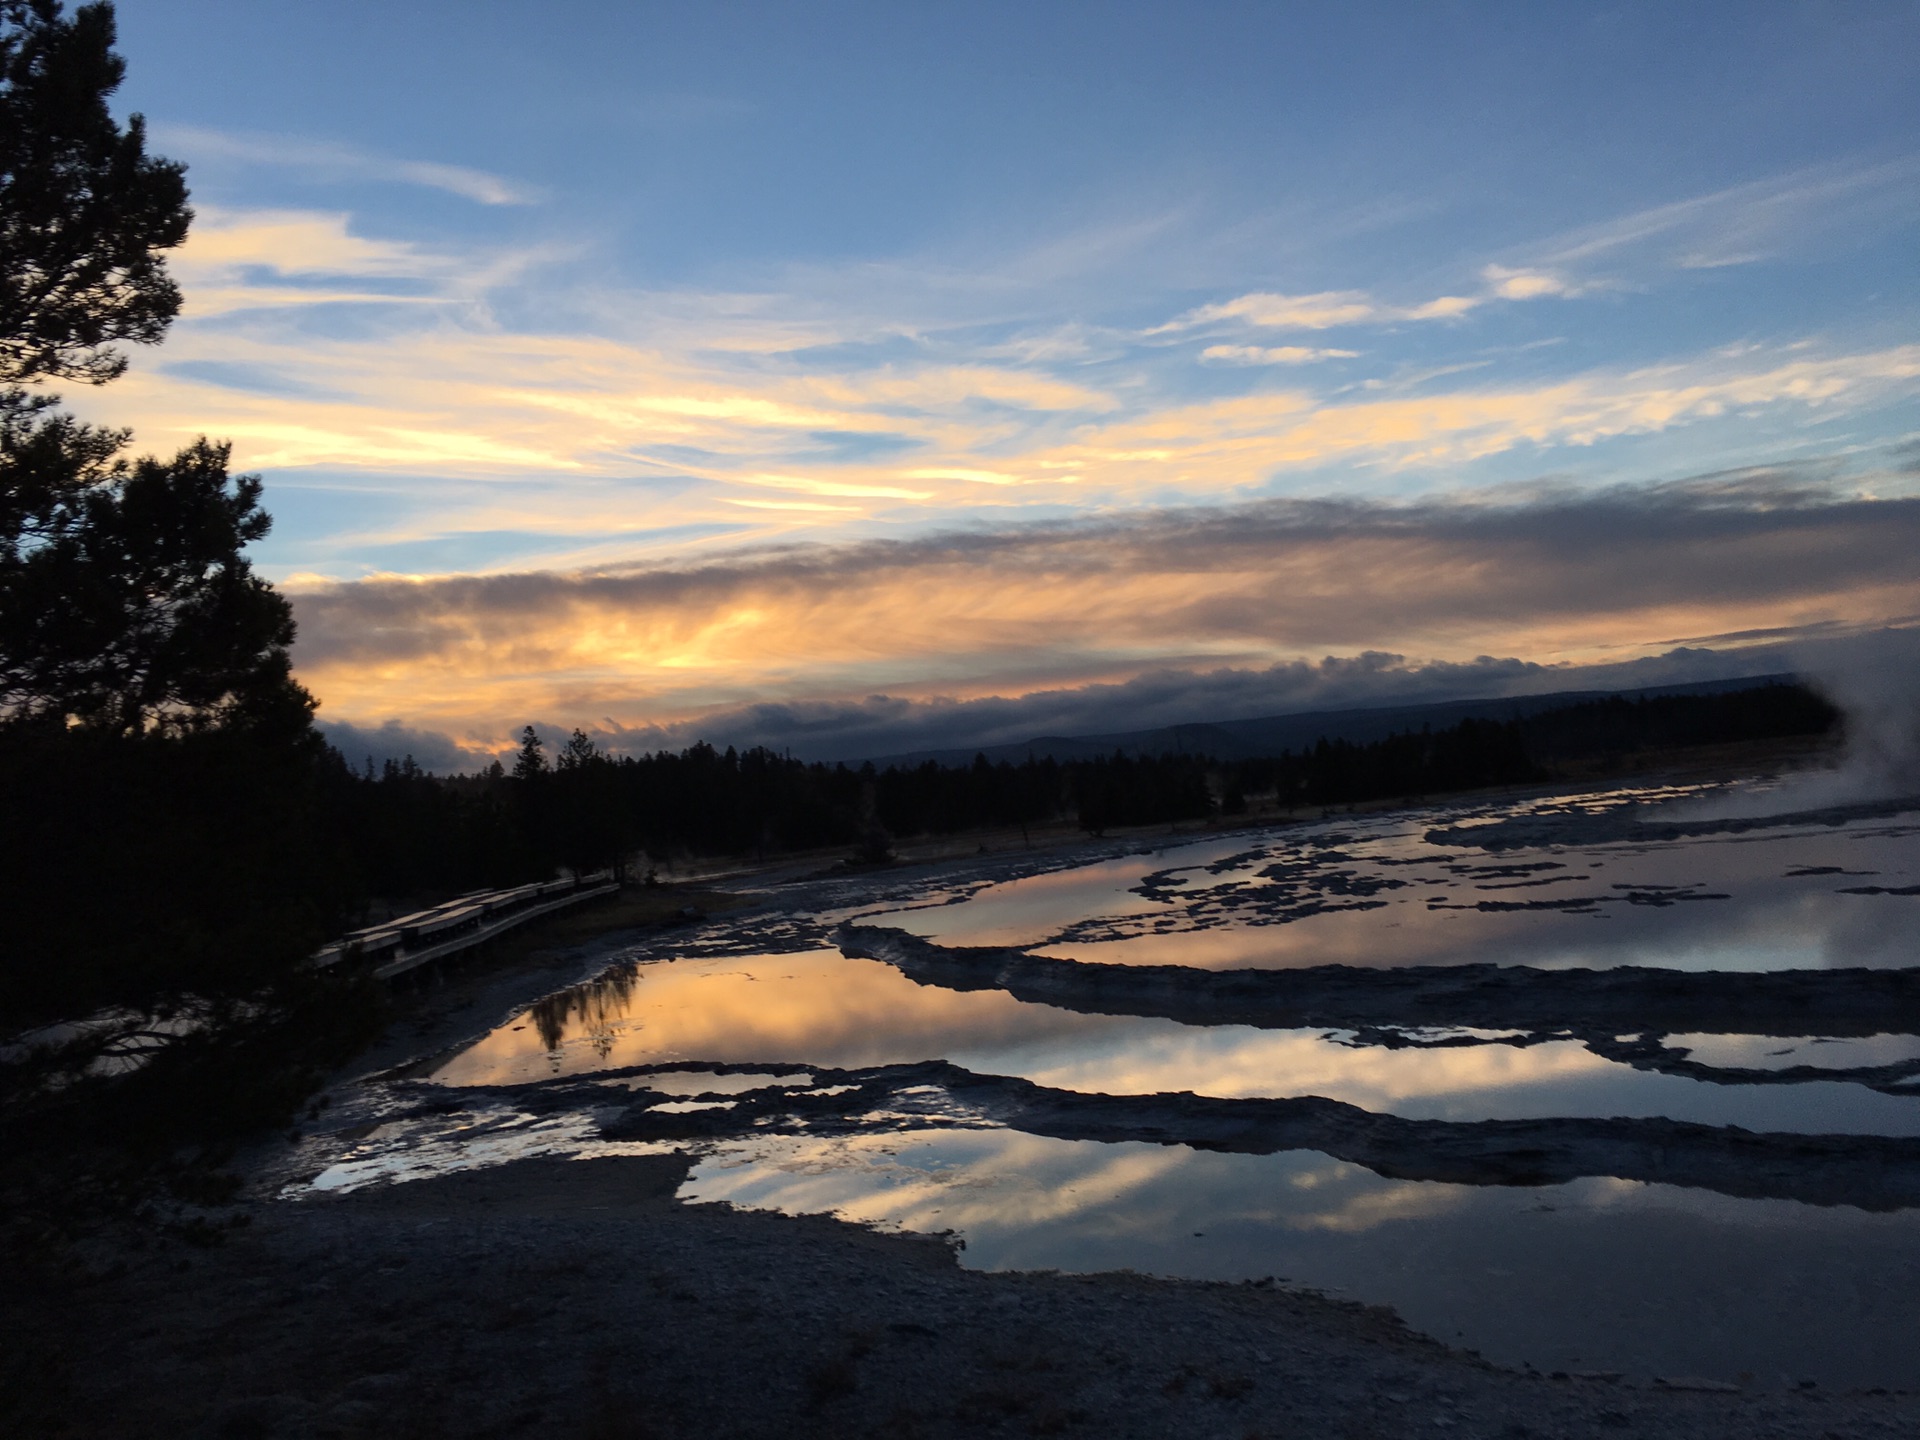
xmin=857 ymin=795 xmax=1920 ymax=972
xmin=356 ymin=785 xmax=1920 ymax=1386
xmin=436 ymin=949 xmax=1920 ymax=1135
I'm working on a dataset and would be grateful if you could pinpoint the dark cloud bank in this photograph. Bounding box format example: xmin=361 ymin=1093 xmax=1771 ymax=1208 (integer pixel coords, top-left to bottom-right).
xmin=306 ymin=472 xmax=1920 ymax=771
xmin=318 ymin=643 xmax=1814 ymax=772
xmin=319 ymin=718 xmax=484 ymax=775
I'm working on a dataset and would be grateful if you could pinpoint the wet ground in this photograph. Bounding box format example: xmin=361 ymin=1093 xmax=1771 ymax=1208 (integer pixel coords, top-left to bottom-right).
xmin=46 ymin=1153 xmax=1910 ymax=1440
xmin=296 ymin=780 xmax=1920 ymax=1392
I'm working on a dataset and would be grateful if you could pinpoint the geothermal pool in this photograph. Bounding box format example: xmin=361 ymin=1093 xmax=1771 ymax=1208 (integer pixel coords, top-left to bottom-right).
xmin=311 ymin=781 xmax=1920 ymax=1389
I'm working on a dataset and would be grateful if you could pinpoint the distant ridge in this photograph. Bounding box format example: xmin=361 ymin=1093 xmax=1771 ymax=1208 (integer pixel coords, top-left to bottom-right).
xmin=852 ymin=673 xmax=1799 ymax=770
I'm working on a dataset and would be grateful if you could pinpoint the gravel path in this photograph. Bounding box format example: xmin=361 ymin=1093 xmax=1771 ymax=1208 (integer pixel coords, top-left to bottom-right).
xmin=18 ymin=1154 xmax=1913 ymax=1439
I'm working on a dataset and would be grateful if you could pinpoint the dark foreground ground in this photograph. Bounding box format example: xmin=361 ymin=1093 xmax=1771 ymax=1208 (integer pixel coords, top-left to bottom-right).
xmin=10 ymin=1153 xmax=1915 ymax=1440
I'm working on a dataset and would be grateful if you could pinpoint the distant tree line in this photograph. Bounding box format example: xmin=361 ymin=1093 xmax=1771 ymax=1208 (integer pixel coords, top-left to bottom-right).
xmin=319 ymin=681 xmax=1841 ymax=910
xmin=1520 ymin=683 xmax=1838 ymax=762
xmin=1223 ymin=715 xmax=1538 ymax=813
xmin=318 ymin=731 xmax=1214 ymax=905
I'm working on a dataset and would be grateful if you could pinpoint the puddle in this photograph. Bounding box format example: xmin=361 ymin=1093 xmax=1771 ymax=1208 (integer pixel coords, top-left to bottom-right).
xmin=685 ymin=1130 xmax=1920 ymax=1390
xmin=1669 ymin=1033 xmax=1920 ymax=1072
xmin=861 ymin=788 xmax=1920 ymax=973
xmin=436 ymin=949 xmax=1920 ymax=1135
xmin=302 ymin=1106 xmax=675 ymax=1193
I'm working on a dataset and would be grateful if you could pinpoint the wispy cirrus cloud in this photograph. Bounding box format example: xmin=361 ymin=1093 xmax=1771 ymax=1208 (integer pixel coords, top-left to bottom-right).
xmin=1009 ymin=343 xmax=1920 ymax=493
xmin=160 ymin=207 xmax=468 ymax=319
xmin=86 ymin=244 xmax=1920 ymax=579
xmin=1141 ymin=159 xmax=1920 ymax=352
xmin=155 ymin=124 xmax=540 ymax=205
xmin=1152 ymin=290 xmax=1387 ymax=332
xmin=121 ymin=215 xmax=1920 ymax=477
xmin=67 ymin=163 xmax=1920 ymax=590
xmin=1200 ymin=344 xmax=1360 ymax=366
xmin=1148 ymin=269 xmax=1575 ymax=339
xmin=163 ymin=205 xmax=564 ymax=323
xmin=1527 ymin=156 xmax=1920 ymax=272
xmin=1479 ymin=265 xmax=1585 ymax=300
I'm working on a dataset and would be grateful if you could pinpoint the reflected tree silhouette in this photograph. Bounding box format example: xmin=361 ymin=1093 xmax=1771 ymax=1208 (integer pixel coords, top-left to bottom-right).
xmin=530 ymin=964 xmax=639 ymax=1058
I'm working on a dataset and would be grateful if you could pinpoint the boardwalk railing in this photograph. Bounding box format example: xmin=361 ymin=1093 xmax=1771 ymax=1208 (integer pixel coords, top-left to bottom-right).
xmin=313 ymin=872 xmax=618 ymax=980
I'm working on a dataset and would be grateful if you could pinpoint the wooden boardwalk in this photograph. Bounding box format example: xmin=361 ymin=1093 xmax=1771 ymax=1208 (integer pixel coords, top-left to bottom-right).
xmin=313 ymin=873 xmax=618 ymax=980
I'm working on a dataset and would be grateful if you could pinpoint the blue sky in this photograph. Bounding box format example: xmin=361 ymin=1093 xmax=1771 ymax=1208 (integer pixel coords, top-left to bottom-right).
xmin=71 ymin=1 xmax=1920 ymax=760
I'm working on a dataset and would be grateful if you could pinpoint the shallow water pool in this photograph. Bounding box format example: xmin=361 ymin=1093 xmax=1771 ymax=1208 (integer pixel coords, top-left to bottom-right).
xmin=338 ymin=781 xmax=1920 ymax=1387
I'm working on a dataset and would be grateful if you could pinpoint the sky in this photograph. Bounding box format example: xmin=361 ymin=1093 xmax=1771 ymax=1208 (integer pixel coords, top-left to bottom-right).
xmin=73 ymin=1 xmax=1920 ymax=766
